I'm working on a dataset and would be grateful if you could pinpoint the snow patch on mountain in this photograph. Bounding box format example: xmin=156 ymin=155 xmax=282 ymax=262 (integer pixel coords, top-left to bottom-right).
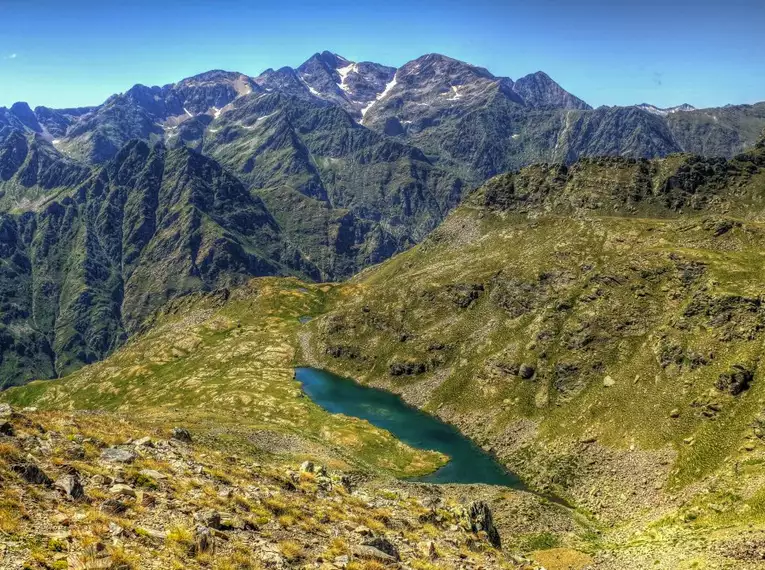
xmin=360 ymin=74 xmax=398 ymax=121
xmin=336 ymin=63 xmax=358 ymax=93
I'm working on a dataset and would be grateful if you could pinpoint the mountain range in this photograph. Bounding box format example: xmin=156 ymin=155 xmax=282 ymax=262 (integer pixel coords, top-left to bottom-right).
xmin=1 ymin=51 xmax=764 ymax=388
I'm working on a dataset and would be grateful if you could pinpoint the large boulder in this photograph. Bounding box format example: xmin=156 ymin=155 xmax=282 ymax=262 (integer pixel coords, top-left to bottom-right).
xmin=468 ymin=500 xmax=501 ymax=548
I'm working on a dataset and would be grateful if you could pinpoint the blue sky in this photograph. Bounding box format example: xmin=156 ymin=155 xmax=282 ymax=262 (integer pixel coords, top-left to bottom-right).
xmin=1 ymin=0 xmax=763 ymax=110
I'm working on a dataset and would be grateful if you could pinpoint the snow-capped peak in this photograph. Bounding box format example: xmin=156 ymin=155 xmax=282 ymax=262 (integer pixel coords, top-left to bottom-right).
xmin=636 ymin=103 xmax=696 ymax=116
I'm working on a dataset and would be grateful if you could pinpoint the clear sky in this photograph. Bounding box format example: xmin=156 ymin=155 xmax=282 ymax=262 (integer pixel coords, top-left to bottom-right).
xmin=1 ymin=0 xmax=763 ymax=110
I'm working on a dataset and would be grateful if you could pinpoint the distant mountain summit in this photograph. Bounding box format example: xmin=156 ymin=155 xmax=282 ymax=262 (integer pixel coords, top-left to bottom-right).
xmin=512 ymin=71 xmax=592 ymax=110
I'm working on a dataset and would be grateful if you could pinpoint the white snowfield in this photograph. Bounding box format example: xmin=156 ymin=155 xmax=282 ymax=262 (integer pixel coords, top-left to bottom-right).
xmin=361 ymin=75 xmax=398 ymax=120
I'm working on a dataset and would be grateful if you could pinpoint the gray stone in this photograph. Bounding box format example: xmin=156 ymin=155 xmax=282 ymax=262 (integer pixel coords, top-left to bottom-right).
xmin=109 ymin=484 xmax=136 ymax=498
xmin=100 ymin=447 xmax=138 ymax=464
xmin=468 ymin=500 xmax=501 ymax=548
xmin=171 ymin=427 xmax=193 ymax=443
xmin=351 ymin=544 xmax=397 ymax=563
xmin=140 ymin=468 xmax=167 ymax=480
xmin=100 ymin=498 xmax=129 ymax=515
xmin=192 ymin=526 xmax=213 ymax=555
xmin=0 ymin=403 xmax=12 ymax=419
xmin=194 ymin=510 xmax=222 ymax=530
xmin=518 ymin=363 xmax=536 ymax=379
xmin=362 ymin=537 xmax=400 ymax=561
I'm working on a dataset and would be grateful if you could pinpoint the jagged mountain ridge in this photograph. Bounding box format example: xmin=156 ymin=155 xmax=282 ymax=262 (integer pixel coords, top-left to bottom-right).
xmin=5 ymin=51 xmax=762 ymax=170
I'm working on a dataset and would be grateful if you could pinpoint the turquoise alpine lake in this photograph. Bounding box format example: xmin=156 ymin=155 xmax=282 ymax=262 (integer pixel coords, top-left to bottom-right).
xmin=295 ymin=367 xmax=525 ymax=487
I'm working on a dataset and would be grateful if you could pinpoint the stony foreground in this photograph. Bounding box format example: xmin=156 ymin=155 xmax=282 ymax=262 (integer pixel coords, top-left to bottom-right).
xmin=0 ymin=403 xmax=550 ymax=570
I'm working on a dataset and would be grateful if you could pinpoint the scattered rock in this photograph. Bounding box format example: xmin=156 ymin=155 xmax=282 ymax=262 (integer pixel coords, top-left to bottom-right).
xmin=603 ymin=375 xmax=616 ymax=387
xmin=109 ymin=522 xmax=124 ymax=537
xmin=420 ymin=540 xmax=438 ymax=559
xmin=389 ymin=359 xmax=428 ymax=376
xmin=716 ymin=365 xmax=754 ymax=395
xmin=171 ymin=427 xmax=193 ymax=443
xmin=362 ymin=537 xmax=400 ymax=561
xmin=300 ymin=461 xmax=327 ymax=476
xmin=0 ymin=421 xmax=14 ymax=436
xmin=518 ymin=363 xmax=536 ymax=380
xmin=140 ymin=469 xmax=168 ymax=481
xmin=133 ymin=436 xmax=154 ymax=448
xmin=109 ymin=484 xmax=136 ymax=498
xmin=192 ymin=526 xmax=214 ymax=555
xmin=194 ymin=509 xmax=222 ymax=530
xmin=137 ymin=527 xmax=167 ymax=541
xmin=100 ymin=498 xmax=129 ymax=515
xmin=0 ymin=403 xmax=13 ymax=419
xmin=351 ymin=544 xmax=398 ymax=563
xmin=670 ymin=408 xmax=681 ymax=418
xmin=100 ymin=447 xmax=138 ymax=464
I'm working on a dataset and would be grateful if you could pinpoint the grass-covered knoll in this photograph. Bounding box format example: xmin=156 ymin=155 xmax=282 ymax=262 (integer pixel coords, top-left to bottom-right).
xmin=301 ymin=144 xmax=765 ymax=544
xmin=2 ymin=278 xmax=445 ymax=479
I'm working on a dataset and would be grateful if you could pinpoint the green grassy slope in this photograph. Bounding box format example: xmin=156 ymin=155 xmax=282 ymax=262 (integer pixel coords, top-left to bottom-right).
xmin=1 ymin=278 xmax=446 ymax=479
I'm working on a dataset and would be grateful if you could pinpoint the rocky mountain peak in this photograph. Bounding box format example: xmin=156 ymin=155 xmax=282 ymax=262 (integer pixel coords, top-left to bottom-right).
xmin=512 ymin=71 xmax=592 ymax=110
xmin=398 ymin=53 xmax=495 ymax=85
xmin=10 ymin=102 xmax=42 ymax=133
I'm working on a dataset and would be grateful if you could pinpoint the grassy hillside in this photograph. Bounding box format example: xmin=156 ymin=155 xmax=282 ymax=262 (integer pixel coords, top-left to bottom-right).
xmin=297 ymin=143 xmax=765 ymax=566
